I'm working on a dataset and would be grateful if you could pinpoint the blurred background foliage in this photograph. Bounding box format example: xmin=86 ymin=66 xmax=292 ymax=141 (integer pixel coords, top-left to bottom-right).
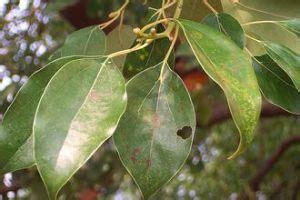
xmin=0 ymin=0 xmax=299 ymax=199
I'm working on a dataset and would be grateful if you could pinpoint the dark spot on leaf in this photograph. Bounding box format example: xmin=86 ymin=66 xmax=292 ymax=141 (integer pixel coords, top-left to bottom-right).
xmin=177 ymin=126 xmax=192 ymax=139
xmin=151 ymin=113 xmax=160 ymax=128
xmin=130 ymin=148 xmax=141 ymax=163
xmin=146 ymin=159 xmax=152 ymax=168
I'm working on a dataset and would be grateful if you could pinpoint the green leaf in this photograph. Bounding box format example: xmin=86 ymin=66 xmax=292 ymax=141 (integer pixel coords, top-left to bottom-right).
xmin=222 ymin=0 xmax=300 ymax=55
xmin=178 ymin=19 xmax=261 ymax=159
xmin=202 ymin=12 xmax=245 ymax=49
xmin=46 ymin=0 xmax=79 ymax=12
xmin=278 ymin=19 xmax=300 ymax=38
xmin=105 ymin=25 xmax=136 ymax=68
xmin=0 ymin=56 xmax=83 ymax=174
xmin=34 ymin=58 xmax=127 ymax=199
xmin=123 ymin=37 xmax=173 ymax=79
xmin=180 ymin=0 xmax=223 ymax=21
xmin=264 ymin=42 xmax=300 ymax=91
xmin=51 ymin=26 xmax=106 ymax=59
xmin=114 ymin=63 xmax=195 ymax=199
xmin=253 ymin=55 xmax=300 ymax=114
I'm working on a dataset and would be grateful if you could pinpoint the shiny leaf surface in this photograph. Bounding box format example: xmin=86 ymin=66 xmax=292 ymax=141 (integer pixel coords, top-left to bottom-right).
xmin=265 ymin=42 xmax=300 ymax=91
xmin=202 ymin=12 xmax=245 ymax=48
xmin=34 ymin=58 xmax=127 ymax=199
xmin=278 ymin=19 xmax=300 ymax=38
xmin=114 ymin=63 xmax=195 ymax=199
xmin=0 ymin=56 xmax=83 ymax=173
xmin=178 ymin=19 xmax=261 ymax=159
xmin=253 ymin=55 xmax=300 ymax=114
xmin=51 ymin=26 xmax=106 ymax=59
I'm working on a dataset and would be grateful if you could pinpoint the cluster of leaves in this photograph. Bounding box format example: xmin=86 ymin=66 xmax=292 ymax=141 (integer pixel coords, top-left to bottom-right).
xmin=0 ymin=0 xmax=300 ymax=199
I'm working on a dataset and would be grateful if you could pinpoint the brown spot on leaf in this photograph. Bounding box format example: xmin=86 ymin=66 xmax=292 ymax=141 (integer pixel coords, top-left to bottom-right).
xmin=177 ymin=126 xmax=192 ymax=139
xmin=146 ymin=159 xmax=152 ymax=168
xmin=90 ymin=90 xmax=101 ymax=101
xmin=151 ymin=113 xmax=160 ymax=128
xmin=130 ymin=148 xmax=141 ymax=163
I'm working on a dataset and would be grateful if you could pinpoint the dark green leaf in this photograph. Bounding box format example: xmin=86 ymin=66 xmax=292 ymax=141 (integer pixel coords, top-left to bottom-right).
xmin=278 ymin=19 xmax=300 ymax=38
xmin=0 ymin=56 xmax=83 ymax=174
xmin=52 ymin=26 xmax=106 ymax=59
xmin=34 ymin=58 xmax=127 ymax=199
xmin=123 ymin=37 xmax=173 ymax=79
xmin=114 ymin=63 xmax=195 ymax=199
xmin=265 ymin=42 xmax=300 ymax=91
xmin=202 ymin=12 xmax=245 ymax=48
xmin=178 ymin=19 xmax=261 ymax=159
xmin=253 ymin=55 xmax=300 ymax=114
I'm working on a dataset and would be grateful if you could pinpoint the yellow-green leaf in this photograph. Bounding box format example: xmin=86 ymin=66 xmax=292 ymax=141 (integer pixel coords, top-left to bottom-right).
xmin=177 ymin=19 xmax=261 ymax=159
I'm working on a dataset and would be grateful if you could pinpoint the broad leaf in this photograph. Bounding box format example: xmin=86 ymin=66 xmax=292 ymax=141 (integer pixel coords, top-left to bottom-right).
xmin=105 ymin=25 xmax=136 ymax=68
xmin=180 ymin=0 xmax=222 ymax=21
xmin=114 ymin=63 xmax=195 ymax=199
xmin=253 ymin=55 xmax=300 ymax=114
xmin=178 ymin=19 xmax=261 ymax=159
xmin=51 ymin=25 xmax=106 ymax=59
xmin=202 ymin=12 xmax=245 ymax=49
xmin=34 ymin=58 xmax=127 ymax=199
xmin=265 ymin=42 xmax=300 ymax=91
xmin=123 ymin=37 xmax=173 ymax=79
xmin=222 ymin=0 xmax=300 ymax=55
xmin=278 ymin=19 xmax=300 ymax=38
xmin=0 ymin=56 xmax=83 ymax=173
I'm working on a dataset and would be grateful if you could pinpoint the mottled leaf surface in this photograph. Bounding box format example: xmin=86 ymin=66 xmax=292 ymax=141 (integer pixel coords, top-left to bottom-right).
xmin=34 ymin=58 xmax=126 ymax=199
xmin=265 ymin=42 xmax=300 ymax=91
xmin=178 ymin=19 xmax=261 ymax=159
xmin=123 ymin=37 xmax=172 ymax=79
xmin=51 ymin=26 xmax=106 ymax=59
xmin=253 ymin=55 xmax=300 ymax=114
xmin=114 ymin=63 xmax=195 ymax=199
xmin=278 ymin=19 xmax=300 ymax=38
xmin=202 ymin=12 xmax=245 ymax=48
xmin=0 ymin=56 xmax=83 ymax=173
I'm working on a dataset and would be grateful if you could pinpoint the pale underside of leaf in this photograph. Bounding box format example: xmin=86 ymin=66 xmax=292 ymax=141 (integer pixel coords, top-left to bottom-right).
xmin=114 ymin=63 xmax=196 ymax=199
xmin=177 ymin=19 xmax=261 ymax=159
xmin=34 ymin=58 xmax=126 ymax=199
xmin=0 ymin=56 xmax=84 ymax=174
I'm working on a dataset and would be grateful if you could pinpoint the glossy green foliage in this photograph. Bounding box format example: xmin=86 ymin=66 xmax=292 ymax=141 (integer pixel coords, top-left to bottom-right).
xmin=178 ymin=19 xmax=261 ymax=159
xmin=202 ymin=13 xmax=245 ymax=48
xmin=0 ymin=56 xmax=83 ymax=174
xmin=253 ymin=55 xmax=300 ymax=114
xmin=222 ymin=0 xmax=300 ymax=55
xmin=265 ymin=42 xmax=300 ymax=91
xmin=278 ymin=19 xmax=300 ymax=38
xmin=114 ymin=63 xmax=196 ymax=199
xmin=123 ymin=38 xmax=172 ymax=79
xmin=51 ymin=26 xmax=106 ymax=59
xmin=34 ymin=58 xmax=126 ymax=199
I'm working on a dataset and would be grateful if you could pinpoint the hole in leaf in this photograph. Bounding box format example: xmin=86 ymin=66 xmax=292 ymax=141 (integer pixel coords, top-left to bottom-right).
xmin=177 ymin=126 xmax=192 ymax=140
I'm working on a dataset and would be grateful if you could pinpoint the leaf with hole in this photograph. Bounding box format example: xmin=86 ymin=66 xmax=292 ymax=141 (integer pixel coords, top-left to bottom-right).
xmin=34 ymin=58 xmax=127 ymax=199
xmin=0 ymin=56 xmax=83 ymax=174
xmin=202 ymin=12 xmax=245 ymax=48
xmin=114 ymin=63 xmax=195 ymax=199
xmin=253 ymin=55 xmax=300 ymax=114
xmin=178 ymin=19 xmax=261 ymax=159
xmin=265 ymin=42 xmax=300 ymax=91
